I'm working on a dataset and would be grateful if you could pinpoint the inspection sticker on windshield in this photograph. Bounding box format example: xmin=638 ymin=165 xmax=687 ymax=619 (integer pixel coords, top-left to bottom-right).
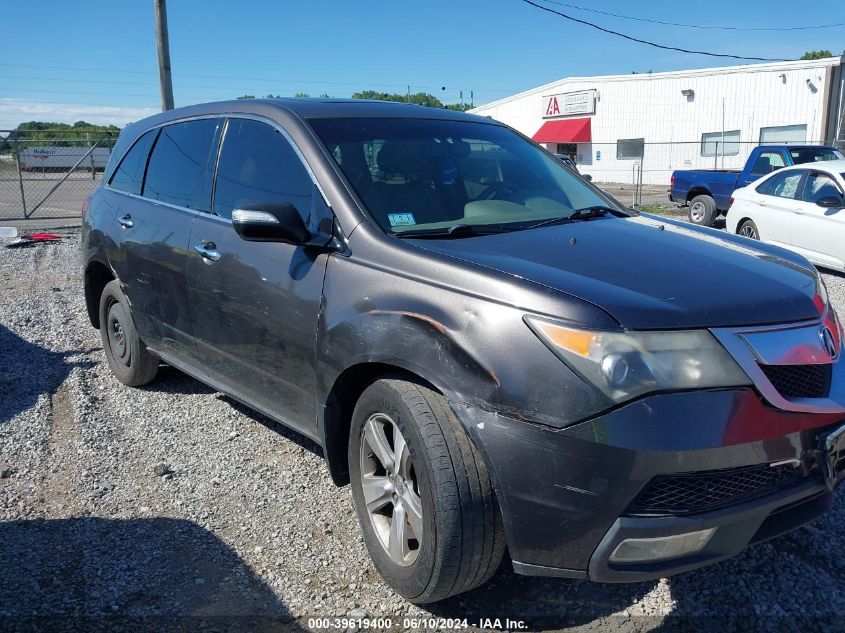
xmin=388 ymin=212 xmax=416 ymax=227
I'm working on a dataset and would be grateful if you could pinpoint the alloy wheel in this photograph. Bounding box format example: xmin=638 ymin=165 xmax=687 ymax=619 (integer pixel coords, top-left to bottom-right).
xmin=359 ymin=412 xmax=423 ymax=566
xmin=690 ymin=201 xmax=705 ymax=223
xmin=740 ymin=223 xmax=758 ymax=240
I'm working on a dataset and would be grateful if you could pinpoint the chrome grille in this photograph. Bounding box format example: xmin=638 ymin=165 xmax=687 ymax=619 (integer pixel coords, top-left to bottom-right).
xmin=759 ymin=364 xmax=832 ymax=399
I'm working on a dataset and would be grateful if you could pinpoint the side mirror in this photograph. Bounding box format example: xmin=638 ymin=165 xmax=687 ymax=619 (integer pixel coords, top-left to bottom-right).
xmin=584 ymin=174 xmax=593 ymax=182
xmin=232 ymin=203 xmax=310 ymax=243
xmin=815 ymin=195 xmax=844 ymax=208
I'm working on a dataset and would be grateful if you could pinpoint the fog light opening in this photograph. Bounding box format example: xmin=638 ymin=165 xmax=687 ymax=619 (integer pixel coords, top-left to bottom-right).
xmin=609 ymin=528 xmax=716 ymax=564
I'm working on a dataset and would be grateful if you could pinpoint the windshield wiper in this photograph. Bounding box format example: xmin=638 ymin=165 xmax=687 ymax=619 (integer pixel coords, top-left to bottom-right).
xmin=394 ymin=224 xmax=512 ymax=239
xmin=524 ymin=205 xmax=626 ymax=230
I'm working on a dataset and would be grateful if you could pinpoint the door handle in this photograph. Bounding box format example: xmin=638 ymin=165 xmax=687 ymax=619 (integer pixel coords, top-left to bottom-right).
xmin=758 ymin=201 xmax=768 ymax=207
xmin=117 ymin=214 xmax=134 ymax=229
xmin=194 ymin=241 xmax=222 ymax=263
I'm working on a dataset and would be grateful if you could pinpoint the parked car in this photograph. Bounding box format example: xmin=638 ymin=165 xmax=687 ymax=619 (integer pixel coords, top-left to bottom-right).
xmin=727 ymin=160 xmax=845 ymax=271
xmin=83 ymin=99 xmax=845 ymax=603
xmin=554 ymin=153 xmax=592 ymax=181
xmin=670 ymin=145 xmax=843 ymax=227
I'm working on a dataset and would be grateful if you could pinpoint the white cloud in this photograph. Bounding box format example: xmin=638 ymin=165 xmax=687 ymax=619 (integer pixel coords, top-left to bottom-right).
xmin=0 ymin=100 xmax=159 ymax=130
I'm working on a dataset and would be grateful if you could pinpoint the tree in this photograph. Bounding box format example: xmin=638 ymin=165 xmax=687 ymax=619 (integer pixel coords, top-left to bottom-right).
xmin=236 ymin=94 xmax=255 ymax=100
xmin=294 ymin=92 xmax=310 ymax=98
xmin=3 ymin=121 xmax=120 ymax=149
xmin=800 ymin=50 xmax=833 ymax=60
xmin=352 ymin=90 xmax=448 ymax=108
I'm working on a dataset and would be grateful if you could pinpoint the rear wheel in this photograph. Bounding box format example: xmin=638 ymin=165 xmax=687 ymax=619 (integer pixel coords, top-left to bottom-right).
xmin=99 ymin=280 xmax=158 ymax=387
xmin=348 ymin=377 xmax=505 ymax=603
xmin=688 ymin=194 xmax=717 ymax=227
xmin=738 ymin=219 xmax=759 ymax=240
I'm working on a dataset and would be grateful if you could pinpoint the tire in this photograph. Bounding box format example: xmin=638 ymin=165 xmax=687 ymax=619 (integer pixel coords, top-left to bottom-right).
xmin=348 ymin=377 xmax=506 ymax=604
xmin=688 ymin=194 xmax=717 ymax=227
xmin=98 ymin=280 xmax=159 ymax=387
xmin=738 ymin=219 xmax=759 ymax=240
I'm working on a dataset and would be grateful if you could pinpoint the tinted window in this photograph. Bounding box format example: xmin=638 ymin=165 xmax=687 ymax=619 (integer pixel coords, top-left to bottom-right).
xmin=803 ymin=173 xmax=843 ymax=203
xmin=310 ymin=117 xmax=608 ymax=234
xmin=213 ymin=119 xmax=313 ymax=221
xmin=109 ymin=129 xmax=157 ymax=195
xmin=750 ymin=151 xmax=786 ymax=176
xmin=757 ymin=170 xmax=804 ymax=199
xmin=143 ymin=119 xmax=220 ymax=211
xmin=790 ymin=148 xmax=844 ymax=163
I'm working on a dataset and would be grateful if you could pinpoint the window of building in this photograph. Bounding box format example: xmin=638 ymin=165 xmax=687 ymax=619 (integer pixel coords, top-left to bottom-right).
xmin=759 ymin=124 xmax=807 ymax=144
xmin=109 ymin=129 xmax=157 ymax=195
xmin=143 ymin=118 xmax=221 ymax=211
xmin=213 ymin=119 xmax=313 ymax=221
xmin=616 ymin=138 xmax=644 ymax=160
xmin=700 ymin=130 xmax=740 ymax=157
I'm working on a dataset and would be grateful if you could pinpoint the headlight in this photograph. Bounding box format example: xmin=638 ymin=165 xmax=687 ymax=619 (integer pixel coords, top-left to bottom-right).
xmin=525 ymin=317 xmax=751 ymax=405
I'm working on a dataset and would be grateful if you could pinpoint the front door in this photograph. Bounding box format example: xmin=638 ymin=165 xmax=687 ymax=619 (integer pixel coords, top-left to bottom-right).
xmin=789 ymin=170 xmax=845 ymax=269
xmin=187 ymin=117 xmax=330 ymax=434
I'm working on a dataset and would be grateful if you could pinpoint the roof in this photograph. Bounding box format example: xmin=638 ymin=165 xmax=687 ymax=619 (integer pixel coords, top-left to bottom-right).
xmin=131 ymin=98 xmax=489 ymax=128
xmin=471 ymin=55 xmax=845 ymax=113
xmin=780 ymin=158 xmax=845 ymax=173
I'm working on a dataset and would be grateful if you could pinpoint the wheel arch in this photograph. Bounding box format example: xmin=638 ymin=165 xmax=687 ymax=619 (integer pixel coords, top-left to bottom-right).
xmin=84 ymin=259 xmax=115 ymax=328
xmin=686 ymin=186 xmax=712 ymax=203
xmin=320 ymin=360 xmax=444 ymax=487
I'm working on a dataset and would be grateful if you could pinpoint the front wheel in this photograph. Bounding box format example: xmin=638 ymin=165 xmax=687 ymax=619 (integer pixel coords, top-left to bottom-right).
xmin=738 ymin=219 xmax=759 ymax=240
xmin=348 ymin=378 xmax=505 ymax=603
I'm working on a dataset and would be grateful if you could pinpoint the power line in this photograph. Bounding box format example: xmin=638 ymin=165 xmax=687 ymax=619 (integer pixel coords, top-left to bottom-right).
xmin=521 ymin=0 xmax=790 ymax=62
xmin=0 ymin=63 xmax=514 ymax=95
xmin=542 ymin=0 xmax=845 ymax=31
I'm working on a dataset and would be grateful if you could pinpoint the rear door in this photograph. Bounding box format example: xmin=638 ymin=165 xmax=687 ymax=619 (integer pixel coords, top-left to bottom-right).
xmin=750 ymin=169 xmax=806 ymax=247
xmin=109 ymin=117 xmax=222 ymax=360
xmin=186 ymin=117 xmax=331 ymax=435
xmin=789 ymin=170 xmax=845 ymax=269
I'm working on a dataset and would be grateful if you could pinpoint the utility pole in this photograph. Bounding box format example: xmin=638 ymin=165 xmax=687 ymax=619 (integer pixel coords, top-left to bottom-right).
xmin=153 ymin=0 xmax=174 ymax=111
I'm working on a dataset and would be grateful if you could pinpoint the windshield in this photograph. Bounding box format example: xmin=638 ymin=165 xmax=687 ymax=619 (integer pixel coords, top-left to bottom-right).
xmin=309 ymin=117 xmax=613 ymax=234
xmin=789 ymin=147 xmax=844 ymax=164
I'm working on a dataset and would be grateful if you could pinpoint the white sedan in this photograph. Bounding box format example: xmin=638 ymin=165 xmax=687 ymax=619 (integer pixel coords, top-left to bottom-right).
xmin=726 ymin=159 xmax=845 ymax=271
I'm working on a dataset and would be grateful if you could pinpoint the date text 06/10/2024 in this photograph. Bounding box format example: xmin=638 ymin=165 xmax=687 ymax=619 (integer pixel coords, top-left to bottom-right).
xmin=307 ymin=617 xmax=529 ymax=630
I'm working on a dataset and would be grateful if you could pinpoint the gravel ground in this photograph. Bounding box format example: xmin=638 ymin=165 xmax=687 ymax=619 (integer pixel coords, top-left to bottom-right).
xmin=1 ymin=230 xmax=844 ymax=632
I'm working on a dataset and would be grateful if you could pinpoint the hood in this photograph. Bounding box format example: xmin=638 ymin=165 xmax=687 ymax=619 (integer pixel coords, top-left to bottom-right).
xmin=409 ymin=214 xmax=821 ymax=329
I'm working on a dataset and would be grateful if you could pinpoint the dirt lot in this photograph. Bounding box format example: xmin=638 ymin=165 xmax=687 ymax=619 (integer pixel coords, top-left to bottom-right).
xmin=1 ymin=231 xmax=844 ymax=632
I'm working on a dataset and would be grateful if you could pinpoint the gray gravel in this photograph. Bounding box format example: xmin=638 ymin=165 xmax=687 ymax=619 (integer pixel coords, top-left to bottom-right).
xmin=1 ymin=230 xmax=844 ymax=632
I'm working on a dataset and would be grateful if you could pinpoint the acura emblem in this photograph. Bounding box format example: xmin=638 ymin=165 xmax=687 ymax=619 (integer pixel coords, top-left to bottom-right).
xmin=820 ymin=326 xmax=838 ymax=359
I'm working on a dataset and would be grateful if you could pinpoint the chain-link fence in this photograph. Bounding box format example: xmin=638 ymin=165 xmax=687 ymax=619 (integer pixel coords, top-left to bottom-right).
xmin=0 ymin=129 xmax=117 ymax=221
xmin=570 ymin=140 xmax=845 ymax=209
xmin=2 ymin=129 xmax=842 ymax=219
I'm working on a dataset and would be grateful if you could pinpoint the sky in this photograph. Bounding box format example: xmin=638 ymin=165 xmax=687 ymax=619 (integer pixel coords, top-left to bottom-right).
xmin=0 ymin=0 xmax=843 ymax=129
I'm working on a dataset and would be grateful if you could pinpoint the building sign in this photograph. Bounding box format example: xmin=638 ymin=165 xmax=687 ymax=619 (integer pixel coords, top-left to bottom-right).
xmin=541 ymin=90 xmax=596 ymax=118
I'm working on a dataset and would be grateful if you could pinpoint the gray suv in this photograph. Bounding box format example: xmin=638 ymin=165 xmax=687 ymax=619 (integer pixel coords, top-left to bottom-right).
xmin=82 ymin=99 xmax=845 ymax=603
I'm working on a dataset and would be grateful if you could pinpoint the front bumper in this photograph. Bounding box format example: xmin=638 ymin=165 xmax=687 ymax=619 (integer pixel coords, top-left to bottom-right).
xmin=451 ymin=388 xmax=843 ymax=582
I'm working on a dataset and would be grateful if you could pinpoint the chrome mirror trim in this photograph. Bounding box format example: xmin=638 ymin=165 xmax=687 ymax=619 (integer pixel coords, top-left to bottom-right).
xmin=232 ymin=209 xmax=280 ymax=224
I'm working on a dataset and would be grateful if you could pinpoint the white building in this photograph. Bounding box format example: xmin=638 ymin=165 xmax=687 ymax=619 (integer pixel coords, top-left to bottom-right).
xmin=470 ymin=56 xmax=845 ymax=185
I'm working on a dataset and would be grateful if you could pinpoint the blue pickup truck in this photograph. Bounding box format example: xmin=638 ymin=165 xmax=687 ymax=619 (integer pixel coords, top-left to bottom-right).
xmin=669 ymin=145 xmax=843 ymax=226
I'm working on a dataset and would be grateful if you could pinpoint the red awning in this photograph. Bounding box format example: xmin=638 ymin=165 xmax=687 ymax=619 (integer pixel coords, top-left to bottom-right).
xmin=531 ymin=118 xmax=591 ymax=143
